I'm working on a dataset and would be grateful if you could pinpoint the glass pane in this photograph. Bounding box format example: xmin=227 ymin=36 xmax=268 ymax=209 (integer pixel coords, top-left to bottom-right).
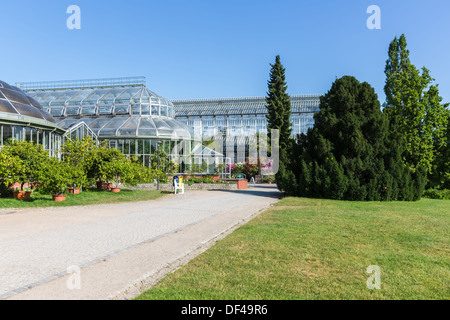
xmin=13 ymin=126 xmax=23 ymax=141
xmin=0 ymin=99 xmax=18 ymax=114
xmin=0 ymin=88 xmax=31 ymax=105
xmin=3 ymin=125 xmax=12 ymax=144
xmin=114 ymin=104 xmax=129 ymax=115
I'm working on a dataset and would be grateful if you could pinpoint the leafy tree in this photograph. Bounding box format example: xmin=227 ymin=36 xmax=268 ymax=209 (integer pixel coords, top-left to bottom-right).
xmin=384 ymin=34 xmax=449 ymax=181
xmin=432 ymin=114 xmax=450 ymax=188
xmin=38 ymin=157 xmax=72 ymax=195
xmin=87 ymin=142 xmax=125 ymax=184
xmin=0 ymin=152 xmax=25 ymax=193
xmin=1 ymin=141 xmax=49 ymax=191
xmin=150 ymin=149 xmax=178 ymax=175
xmin=62 ymin=137 xmax=97 ymax=189
xmin=101 ymin=157 xmax=132 ymax=189
xmin=265 ymin=55 xmax=296 ymax=194
xmin=295 ymin=76 xmax=426 ymax=201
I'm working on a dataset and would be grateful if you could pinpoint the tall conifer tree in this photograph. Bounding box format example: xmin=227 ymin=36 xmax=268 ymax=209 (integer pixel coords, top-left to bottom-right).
xmin=265 ymin=55 xmax=295 ymax=194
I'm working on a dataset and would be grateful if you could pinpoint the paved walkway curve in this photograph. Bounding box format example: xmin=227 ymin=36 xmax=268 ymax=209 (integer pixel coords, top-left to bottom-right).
xmin=0 ymin=185 xmax=280 ymax=300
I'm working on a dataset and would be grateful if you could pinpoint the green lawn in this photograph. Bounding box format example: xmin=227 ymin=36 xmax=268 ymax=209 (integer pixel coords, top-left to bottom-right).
xmin=136 ymin=197 xmax=449 ymax=300
xmin=0 ymin=188 xmax=164 ymax=208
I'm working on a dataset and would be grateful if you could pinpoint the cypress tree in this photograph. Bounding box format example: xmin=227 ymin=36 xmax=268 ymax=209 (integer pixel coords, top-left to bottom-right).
xmin=265 ymin=55 xmax=296 ymax=194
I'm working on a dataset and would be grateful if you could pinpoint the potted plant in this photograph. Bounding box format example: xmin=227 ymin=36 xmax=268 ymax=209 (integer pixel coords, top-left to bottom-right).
xmin=86 ymin=143 xmax=126 ymax=191
xmin=263 ymin=175 xmax=276 ymax=185
xmin=38 ymin=158 xmax=71 ymax=201
xmin=101 ymin=158 xmax=131 ymax=193
xmin=13 ymin=187 xmax=32 ymax=200
xmin=1 ymin=141 xmax=47 ymax=199
xmin=67 ymin=164 xmax=88 ymax=195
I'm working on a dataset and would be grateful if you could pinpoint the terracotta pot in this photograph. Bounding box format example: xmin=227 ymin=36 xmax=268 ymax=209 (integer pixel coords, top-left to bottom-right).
xmin=52 ymin=194 xmax=67 ymax=202
xmin=13 ymin=191 xmax=31 ymax=200
xmin=68 ymin=187 xmax=80 ymax=195
xmin=97 ymin=181 xmax=113 ymax=191
xmin=110 ymin=187 xmax=121 ymax=193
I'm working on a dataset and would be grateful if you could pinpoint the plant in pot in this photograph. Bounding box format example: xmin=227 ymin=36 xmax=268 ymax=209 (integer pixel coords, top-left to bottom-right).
xmin=0 ymin=151 xmax=25 ymax=198
xmin=67 ymin=164 xmax=88 ymax=195
xmin=86 ymin=143 xmax=126 ymax=191
xmin=62 ymin=136 xmax=96 ymax=194
xmin=38 ymin=158 xmax=71 ymax=201
xmin=100 ymin=158 xmax=131 ymax=193
xmin=1 ymin=141 xmax=48 ymax=199
xmin=263 ymin=174 xmax=276 ymax=185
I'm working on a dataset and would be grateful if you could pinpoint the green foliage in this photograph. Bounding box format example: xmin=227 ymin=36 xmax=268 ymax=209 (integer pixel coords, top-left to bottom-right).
xmin=243 ymin=160 xmax=259 ymax=179
xmin=423 ymin=188 xmax=450 ymax=200
xmin=231 ymin=163 xmax=245 ymax=175
xmin=101 ymin=157 xmax=131 ymax=188
xmin=38 ymin=157 xmax=71 ymax=195
xmin=214 ymin=163 xmax=225 ymax=175
xmin=87 ymin=142 xmax=126 ymax=183
xmin=384 ymin=34 xmax=449 ymax=183
xmin=262 ymin=175 xmax=275 ymax=183
xmin=1 ymin=140 xmax=49 ymax=191
xmin=265 ymin=55 xmax=295 ymax=193
xmin=150 ymin=149 xmax=178 ymax=174
xmin=430 ymin=114 xmax=450 ymax=189
xmin=0 ymin=137 xmax=163 ymax=197
xmin=183 ymin=176 xmax=229 ymax=185
xmin=62 ymin=136 xmax=97 ymax=188
xmin=291 ymin=76 xmax=426 ymax=201
xmin=266 ymin=55 xmax=292 ymax=150
xmin=0 ymin=152 xmax=25 ymax=191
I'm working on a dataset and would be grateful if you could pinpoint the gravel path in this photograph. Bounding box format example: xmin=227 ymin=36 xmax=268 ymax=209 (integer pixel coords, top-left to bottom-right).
xmin=0 ymin=185 xmax=280 ymax=300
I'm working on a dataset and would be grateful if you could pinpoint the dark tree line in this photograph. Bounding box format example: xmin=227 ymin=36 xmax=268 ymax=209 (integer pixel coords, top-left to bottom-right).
xmin=266 ymin=35 xmax=448 ymax=201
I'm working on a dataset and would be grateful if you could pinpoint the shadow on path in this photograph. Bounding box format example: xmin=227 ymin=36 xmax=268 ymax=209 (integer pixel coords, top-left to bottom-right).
xmin=206 ymin=184 xmax=282 ymax=200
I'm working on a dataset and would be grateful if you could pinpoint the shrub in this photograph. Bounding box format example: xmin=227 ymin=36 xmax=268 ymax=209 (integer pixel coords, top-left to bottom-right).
xmin=290 ymin=76 xmax=427 ymax=201
xmin=62 ymin=136 xmax=96 ymax=189
xmin=0 ymin=152 xmax=25 ymax=193
xmin=1 ymin=141 xmax=49 ymax=191
xmin=38 ymin=158 xmax=72 ymax=195
xmin=423 ymin=189 xmax=450 ymax=200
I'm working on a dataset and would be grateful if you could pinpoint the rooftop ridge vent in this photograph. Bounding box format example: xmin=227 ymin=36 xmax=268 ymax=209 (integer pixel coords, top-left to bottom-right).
xmin=16 ymin=76 xmax=147 ymax=92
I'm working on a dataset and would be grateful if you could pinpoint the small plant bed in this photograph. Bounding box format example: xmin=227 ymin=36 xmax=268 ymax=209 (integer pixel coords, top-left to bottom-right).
xmin=0 ymin=188 xmax=163 ymax=209
xmin=182 ymin=177 xmax=235 ymax=186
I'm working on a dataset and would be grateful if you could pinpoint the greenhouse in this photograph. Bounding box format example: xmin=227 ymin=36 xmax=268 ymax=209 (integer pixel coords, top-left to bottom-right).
xmin=172 ymin=95 xmax=321 ymax=163
xmin=0 ymin=80 xmax=65 ymax=157
xmin=19 ymin=77 xmax=222 ymax=171
xmin=15 ymin=76 xmax=321 ymax=169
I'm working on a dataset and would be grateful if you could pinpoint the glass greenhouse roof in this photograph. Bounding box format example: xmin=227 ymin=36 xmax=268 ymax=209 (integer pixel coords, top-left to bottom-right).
xmin=20 ymin=78 xmax=194 ymax=140
xmin=26 ymin=86 xmax=176 ymax=119
xmin=55 ymin=116 xmax=194 ymax=140
xmin=171 ymin=95 xmax=321 ymax=117
xmin=0 ymin=80 xmax=61 ymax=130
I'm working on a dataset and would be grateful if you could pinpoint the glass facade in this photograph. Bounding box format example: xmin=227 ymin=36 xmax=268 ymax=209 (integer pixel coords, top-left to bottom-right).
xmin=173 ymin=95 xmax=320 ymax=137
xmin=18 ymin=77 xmax=322 ymax=168
xmin=172 ymin=95 xmax=321 ymax=162
xmin=22 ymin=78 xmax=218 ymax=170
xmin=0 ymin=80 xmax=65 ymax=157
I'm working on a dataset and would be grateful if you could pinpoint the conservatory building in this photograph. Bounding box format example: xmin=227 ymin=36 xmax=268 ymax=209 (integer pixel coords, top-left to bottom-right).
xmin=171 ymin=95 xmax=321 ymax=163
xmin=0 ymin=80 xmax=65 ymax=157
xmin=16 ymin=76 xmax=322 ymax=168
xmin=18 ymin=77 xmax=216 ymax=169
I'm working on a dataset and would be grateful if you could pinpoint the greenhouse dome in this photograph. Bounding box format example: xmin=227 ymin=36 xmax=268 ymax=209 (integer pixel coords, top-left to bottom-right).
xmin=18 ymin=77 xmax=211 ymax=168
xmin=0 ymin=79 xmax=65 ymax=156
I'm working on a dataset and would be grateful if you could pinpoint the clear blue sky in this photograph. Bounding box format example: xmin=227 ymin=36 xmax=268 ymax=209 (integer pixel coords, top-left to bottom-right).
xmin=1 ymin=0 xmax=449 ymax=104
